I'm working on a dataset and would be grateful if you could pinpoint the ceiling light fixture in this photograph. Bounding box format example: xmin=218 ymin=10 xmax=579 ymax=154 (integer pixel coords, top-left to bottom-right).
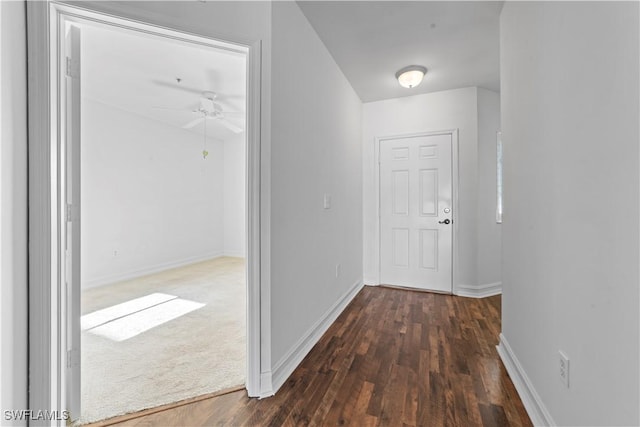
xmin=395 ymin=65 xmax=427 ymax=89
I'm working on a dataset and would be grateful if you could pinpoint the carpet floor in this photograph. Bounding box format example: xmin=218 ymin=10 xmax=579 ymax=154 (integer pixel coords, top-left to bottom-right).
xmin=79 ymin=257 xmax=246 ymax=424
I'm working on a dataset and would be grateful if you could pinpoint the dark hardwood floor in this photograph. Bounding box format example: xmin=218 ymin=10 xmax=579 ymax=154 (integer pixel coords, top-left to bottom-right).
xmin=103 ymin=286 xmax=531 ymax=426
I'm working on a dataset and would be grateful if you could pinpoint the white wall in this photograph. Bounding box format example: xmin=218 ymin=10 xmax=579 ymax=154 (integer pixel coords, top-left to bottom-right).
xmin=81 ymin=99 xmax=228 ymax=287
xmin=500 ymin=2 xmax=639 ymax=425
xmin=363 ymin=87 xmax=480 ymax=289
xmin=223 ymin=133 xmax=246 ymax=257
xmin=270 ymin=0 xmax=362 ymax=381
xmin=476 ymin=88 xmax=501 ymax=287
xmin=0 ymin=1 xmax=28 ymax=423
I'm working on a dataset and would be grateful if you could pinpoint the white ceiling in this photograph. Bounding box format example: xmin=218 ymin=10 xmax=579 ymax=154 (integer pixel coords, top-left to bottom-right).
xmin=81 ymin=1 xmax=501 ymax=126
xmin=82 ymin=24 xmax=247 ymax=139
xmin=297 ymin=1 xmax=503 ymax=102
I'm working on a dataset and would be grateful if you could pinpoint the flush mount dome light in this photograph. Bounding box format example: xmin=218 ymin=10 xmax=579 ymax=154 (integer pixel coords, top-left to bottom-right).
xmin=395 ymin=65 xmax=427 ymax=88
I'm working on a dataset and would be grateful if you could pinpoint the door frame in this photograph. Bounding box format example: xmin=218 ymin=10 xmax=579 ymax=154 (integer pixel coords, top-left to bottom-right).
xmin=27 ymin=1 xmax=265 ymax=420
xmin=374 ymin=129 xmax=460 ymax=293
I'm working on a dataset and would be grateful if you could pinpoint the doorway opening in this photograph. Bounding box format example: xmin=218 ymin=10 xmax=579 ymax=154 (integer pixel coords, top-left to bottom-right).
xmin=26 ymin=3 xmax=263 ymax=424
xmin=75 ymin=22 xmax=248 ymax=423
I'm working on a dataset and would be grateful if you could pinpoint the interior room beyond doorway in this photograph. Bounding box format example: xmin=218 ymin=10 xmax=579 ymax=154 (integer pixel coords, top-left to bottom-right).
xmin=78 ymin=23 xmax=248 ymax=423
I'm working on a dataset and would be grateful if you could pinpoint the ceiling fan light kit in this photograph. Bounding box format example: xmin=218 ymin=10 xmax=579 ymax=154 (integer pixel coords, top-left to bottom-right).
xmin=395 ymin=65 xmax=427 ymax=88
xmin=180 ymin=93 xmax=244 ymax=134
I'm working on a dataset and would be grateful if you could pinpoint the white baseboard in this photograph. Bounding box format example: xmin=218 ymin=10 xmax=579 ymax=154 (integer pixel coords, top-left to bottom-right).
xmin=258 ymin=371 xmax=274 ymax=399
xmin=82 ymin=251 xmax=224 ymax=289
xmin=363 ymin=277 xmax=379 ymax=286
xmin=497 ymin=333 xmax=555 ymax=426
xmin=456 ymin=281 xmax=502 ymax=298
xmin=270 ymin=279 xmax=364 ymax=393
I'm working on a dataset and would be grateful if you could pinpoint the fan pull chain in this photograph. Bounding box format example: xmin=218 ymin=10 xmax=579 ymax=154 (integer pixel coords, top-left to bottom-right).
xmin=202 ymin=114 xmax=209 ymax=159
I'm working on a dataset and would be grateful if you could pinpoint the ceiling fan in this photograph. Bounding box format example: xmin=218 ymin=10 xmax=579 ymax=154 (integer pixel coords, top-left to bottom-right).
xmin=155 ymin=90 xmax=244 ymax=134
xmin=181 ymin=92 xmax=244 ymax=134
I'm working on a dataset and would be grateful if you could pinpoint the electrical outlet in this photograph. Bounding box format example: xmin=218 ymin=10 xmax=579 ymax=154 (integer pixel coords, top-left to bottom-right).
xmin=335 ymin=263 xmax=341 ymax=278
xmin=559 ymin=350 xmax=570 ymax=388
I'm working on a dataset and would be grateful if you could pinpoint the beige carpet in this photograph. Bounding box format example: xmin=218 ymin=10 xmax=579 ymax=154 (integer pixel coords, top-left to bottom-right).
xmin=80 ymin=257 xmax=246 ymax=424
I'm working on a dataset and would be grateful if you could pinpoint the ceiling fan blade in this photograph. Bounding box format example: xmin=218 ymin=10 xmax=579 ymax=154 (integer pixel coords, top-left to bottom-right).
xmin=152 ymin=106 xmax=193 ymax=112
xmin=217 ymin=118 xmax=243 ymax=134
xmin=152 ymin=80 xmax=244 ymax=100
xmin=182 ymin=117 xmax=205 ymax=129
xmin=152 ymin=80 xmax=203 ymax=95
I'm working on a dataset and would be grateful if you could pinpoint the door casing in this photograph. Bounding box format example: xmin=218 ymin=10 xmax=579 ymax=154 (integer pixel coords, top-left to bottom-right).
xmin=27 ymin=1 xmax=266 ymax=420
xmin=374 ymin=129 xmax=460 ymax=293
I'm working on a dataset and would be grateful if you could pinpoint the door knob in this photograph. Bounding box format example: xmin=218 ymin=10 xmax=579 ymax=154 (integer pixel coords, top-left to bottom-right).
xmin=438 ymin=219 xmax=451 ymax=225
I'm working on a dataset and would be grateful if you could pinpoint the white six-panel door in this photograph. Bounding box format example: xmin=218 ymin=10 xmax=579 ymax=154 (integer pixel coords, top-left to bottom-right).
xmin=379 ymin=133 xmax=453 ymax=293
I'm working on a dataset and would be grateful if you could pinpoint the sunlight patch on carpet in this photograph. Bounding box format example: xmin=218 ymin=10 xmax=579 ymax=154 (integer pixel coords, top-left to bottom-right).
xmin=81 ymin=293 xmax=178 ymax=330
xmin=82 ymin=294 xmax=205 ymax=341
